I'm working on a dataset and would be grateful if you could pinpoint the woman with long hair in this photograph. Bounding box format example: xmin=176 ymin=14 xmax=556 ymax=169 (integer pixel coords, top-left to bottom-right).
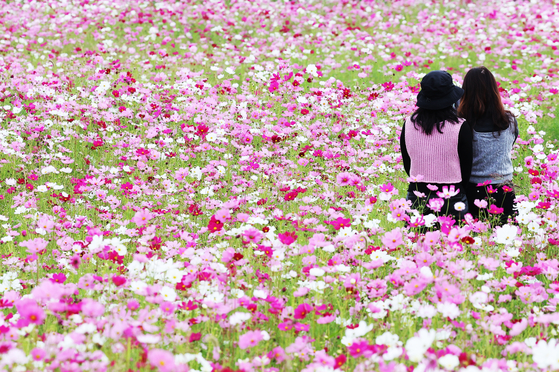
xmin=458 ymin=66 xmax=519 ymax=224
xmin=400 ymin=70 xmax=473 ymax=224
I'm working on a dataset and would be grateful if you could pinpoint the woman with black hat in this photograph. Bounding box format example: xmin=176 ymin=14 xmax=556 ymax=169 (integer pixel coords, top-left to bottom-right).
xmin=400 ymin=70 xmax=473 ymax=223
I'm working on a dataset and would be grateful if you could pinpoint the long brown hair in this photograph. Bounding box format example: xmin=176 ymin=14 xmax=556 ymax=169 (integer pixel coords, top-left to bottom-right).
xmin=458 ymin=66 xmax=514 ymax=132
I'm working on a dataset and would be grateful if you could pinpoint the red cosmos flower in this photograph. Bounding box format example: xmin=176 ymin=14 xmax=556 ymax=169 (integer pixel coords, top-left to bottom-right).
xmin=136 ymin=148 xmax=150 ymax=156
xmin=112 ymin=90 xmax=119 ymax=97
xmin=335 ymin=354 xmax=346 ymax=369
xmin=367 ymin=92 xmax=379 ymax=101
xmin=188 ymin=204 xmax=202 ymax=216
xmin=26 ymin=184 xmax=34 ymax=191
xmin=189 ymin=333 xmax=202 ymax=342
xmin=488 ymin=204 xmax=504 ymax=214
xmin=112 ymin=275 xmax=126 ymax=287
xmin=278 ymin=231 xmax=298 ymax=245
xmin=207 ymin=215 xmax=223 ymax=233
xmin=284 ymin=191 xmax=298 ymax=201
xmin=461 ymin=236 xmax=475 ymax=244
xmin=324 ymin=217 xmax=351 ymax=230
xmin=528 ymin=169 xmax=540 ymax=176
xmin=381 ymin=81 xmax=395 ymax=91
xmin=301 ymin=108 xmax=309 ymax=115
xmin=196 ymin=124 xmax=209 ymax=136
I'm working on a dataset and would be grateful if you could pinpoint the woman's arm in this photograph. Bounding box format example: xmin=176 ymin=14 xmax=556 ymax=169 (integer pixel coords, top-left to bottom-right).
xmin=400 ymin=122 xmax=411 ymax=176
xmin=458 ymin=122 xmax=473 ymax=185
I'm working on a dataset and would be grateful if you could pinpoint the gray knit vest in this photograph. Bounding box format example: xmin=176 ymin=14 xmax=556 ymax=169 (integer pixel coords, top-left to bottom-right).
xmin=469 ymin=124 xmax=516 ymax=185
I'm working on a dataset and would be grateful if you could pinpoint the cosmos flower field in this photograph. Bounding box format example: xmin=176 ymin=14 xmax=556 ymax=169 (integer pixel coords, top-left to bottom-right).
xmin=1 ymin=0 xmax=559 ymax=370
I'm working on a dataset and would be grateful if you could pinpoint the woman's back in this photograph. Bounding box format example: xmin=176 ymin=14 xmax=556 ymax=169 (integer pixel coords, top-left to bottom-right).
xmin=470 ymin=114 xmax=518 ymax=184
xmin=404 ymin=117 xmax=465 ymax=184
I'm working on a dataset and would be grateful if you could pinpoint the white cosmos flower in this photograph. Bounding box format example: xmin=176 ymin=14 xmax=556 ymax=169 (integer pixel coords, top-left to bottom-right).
xmin=216 ymin=166 xmax=226 ymax=176
xmin=495 ymin=224 xmax=518 ymax=246
xmin=376 ymin=331 xmax=400 ymax=347
xmin=130 ymin=281 xmax=147 ymax=294
xmin=41 ymin=165 xmax=58 ymax=174
xmin=341 ymin=321 xmax=374 ymax=346
xmin=137 ymin=334 xmax=161 ymax=344
xmin=229 ymin=312 xmax=251 ymax=325
xmin=532 ymin=339 xmax=559 ymax=370
xmin=370 ymin=251 xmax=394 ymax=263
xmin=165 ymin=269 xmax=184 ymax=284
xmin=454 ymin=202 xmax=466 ymax=211
xmin=405 ymin=329 xmax=436 ymax=362
xmin=160 ymin=286 xmax=177 ymax=302
xmin=309 ymin=268 xmax=325 ymax=277
xmin=438 ymin=354 xmax=459 ymax=370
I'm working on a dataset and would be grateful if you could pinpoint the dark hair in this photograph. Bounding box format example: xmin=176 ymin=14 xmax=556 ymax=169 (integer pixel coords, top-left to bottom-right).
xmin=458 ymin=66 xmax=514 ymax=133
xmin=410 ymin=106 xmax=460 ymax=135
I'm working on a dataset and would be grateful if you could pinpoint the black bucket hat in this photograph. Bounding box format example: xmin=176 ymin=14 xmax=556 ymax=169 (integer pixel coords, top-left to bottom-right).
xmin=416 ymin=70 xmax=464 ymax=110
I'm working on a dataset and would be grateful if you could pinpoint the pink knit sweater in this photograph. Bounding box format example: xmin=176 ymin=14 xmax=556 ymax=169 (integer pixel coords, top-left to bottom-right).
xmin=404 ymin=117 xmax=465 ymax=184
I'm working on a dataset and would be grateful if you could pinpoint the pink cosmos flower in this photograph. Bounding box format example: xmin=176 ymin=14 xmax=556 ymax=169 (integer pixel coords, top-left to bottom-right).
xmin=30 ymin=348 xmax=46 ymax=361
xmin=314 ymin=350 xmax=336 ymax=367
xmin=294 ymin=323 xmax=310 ymax=331
xmin=403 ymin=278 xmax=428 ymax=296
xmin=294 ymin=303 xmax=313 ymax=319
xmin=238 ymin=330 xmax=264 ymax=349
xmin=15 ymin=299 xmax=45 ymax=325
xmin=243 ymin=228 xmax=264 ymax=244
xmin=324 ymin=217 xmax=351 ymax=230
xmin=437 ymin=185 xmax=459 ymax=199
xmin=215 ymin=208 xmax=231 ymax=222
xmin=131 ymin=209 xmax=154 ymax=227
xmin=427 ymin=198 xmax=444 ymax=212
xmin=474 ymin=199 xmax=488 ymax=208
xmin=32 ymin=280 xmax=63 ymax=302
xmin=348 ymin=340 xmax=372 ymax=358
xmin=82 ymin=299 xmax=105 ymax=317
xmin=343 ymin=273 xmax=361 ymax=289
xmin=128 ymin=299 xmax=140 ymax=311
xmin=268 ymin=346 xmax=286 ymax=362
xmin=336 ymin=172 xmax=354 ymax=186
xmin=148 ymin=349 xmax=176 ymax=372
xmin=160 ymin=302 xmax=175 ymax=315
xmin=19 ymin=238 xmax=48 ymax=254
xmin=381 ymin=228 xmax=403 ymax=250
